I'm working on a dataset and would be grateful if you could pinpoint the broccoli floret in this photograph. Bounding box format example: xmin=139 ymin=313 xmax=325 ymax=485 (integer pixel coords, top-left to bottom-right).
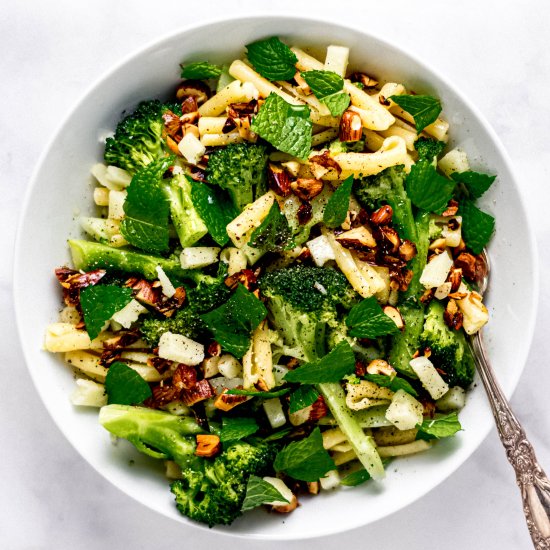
xmin=205 ymin=142 xmax=268 ymax=211
xmin=329 ymin=139 xmax=365 ymax=153
xmin=429 ymin=216 xmax=443 ymax=240
xmin=99 ymin=405 xmax=276 ymax=527
xmin=104 ymin=100 xmax=174 ymax=174
xmin=419 ymin=300 xmax=475 ymax=388
xmin=415 ymin=137 xmax=446 ymax=163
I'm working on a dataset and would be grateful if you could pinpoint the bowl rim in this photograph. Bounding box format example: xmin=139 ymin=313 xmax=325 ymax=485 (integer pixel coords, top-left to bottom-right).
xmin=14 ymin=12 xmax=540 ymax=540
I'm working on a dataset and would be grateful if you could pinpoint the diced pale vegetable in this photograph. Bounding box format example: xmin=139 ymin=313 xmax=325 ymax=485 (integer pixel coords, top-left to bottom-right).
xmin=324 ymin=45 xmax=349 ymax=77
xmin=179 ymin=247 xmax=220 ymax=269
xmin=162 ymin=401 xmax=192 ymax=416
xmin=165 ymin=460 xmax=183 ymax=480
xmin=208 ymin=376 xmax=244 ymax=394
xmin=262 ymin=477 xmax=294 ymax=506
xmin=155 ymin=265 xmax=176 ymax=298
xmin=108 ymin=189 xmax=127 ymax=220
xmin=438 ymin=148 xmax=470 ymax=177
xmin=321 ymin=427 xmax=347 ymax=449
xmin=158 ymin=332 xmax=205 ymax=366
xmin=377 ymin=440 xmax=432 ymax=457
xmin=111 ymin=299 xmax=148 ymax=329
xmin=80 ymin=217 xmax=122 ymax=243
xmin=419 ymin=249 xmax=453 ymax=288
xmin=442 ymin=216 xmax=462 ymax=247
xmin=262 ymin=398 xmax=286 ymax=429
xmin=436 ymin=386 xmax=467 ymax=411
xmin=91 ymin=163 xmax=122 ymax=191
xmin=320 ymin=469 xmax=341 ymax=490
xmin=457 ymin=290 xmax=489 ymax=335
xmin=219 ymin=247 xmax=248 ymax=275
xmin=93 ymin=187 xmax=110 ymax=206
xmin=243 ymin=322 xmax=275 ymax=389
xmin=178 ymin=133 xmax=206 ymax=164
xmin=217 ymin=354 xmax=242 ymax=379
xmin=202 ymin=356 xmax=220 ymax=379
xmin=385 ymin=390 xmax=424 ymax=431
xmin=409 ymin=355 xmax=449 ymax=400
xmin=70 ymin=378 xmax=107 ymax=407
xmin=307 ymin=234 xmax=336 ymax=266
xmin=59 ymin=306 xmax=81 ymax=325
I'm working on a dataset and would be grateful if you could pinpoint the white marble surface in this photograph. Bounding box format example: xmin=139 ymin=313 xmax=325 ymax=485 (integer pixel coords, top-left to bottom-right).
xmin=2 ymin=1 xmax=549 ymax=548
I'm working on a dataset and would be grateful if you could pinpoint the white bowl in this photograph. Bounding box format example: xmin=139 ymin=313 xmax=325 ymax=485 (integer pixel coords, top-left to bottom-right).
xmin=14 ymin=15 xmax=538 ymax=540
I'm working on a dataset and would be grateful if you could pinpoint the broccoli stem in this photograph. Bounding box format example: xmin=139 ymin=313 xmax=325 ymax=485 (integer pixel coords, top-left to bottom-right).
xmin=317 ymin=382 xmax=385 ymax=480
xmin=69 ymin=239 xmax=202 ymax=282
xmin=99 ymin=405 xmax=204 ymax=469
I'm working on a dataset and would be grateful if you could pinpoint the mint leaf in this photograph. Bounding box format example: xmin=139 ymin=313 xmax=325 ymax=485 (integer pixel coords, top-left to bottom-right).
xmin=274 ymin=427 xmax=335 ymax=481
xmin=406 ymin=160 xmax=455 ymax=213
xmin=190 ymin=178 xmax=238 ymax=246
xmin=417 ymin=412 xmax=462 ymax=440
xmin=263 ymin=427 xmax=293 ymax=441
xmin=226 ymin=387 xmax=291 ymax=399
xmin=346 ymin=297 xmax=400 ymax=339
xmin=180 ymin=61 xmax=222 ymax=80
xmin=340 ymin=468 xmax=371 ymax=487
xmin=302 ymin=70 xmax=349 ymax=116
xmin=246 ymin=37 xmax=297 ymax=81
xmin=251 ymin=93 xmax=312 ymax=160
xmin=104 ymin=361 xmax=152 ymax=405
xmin=80 ymin=285 xmax=133 ymax=340
xmin=248 ymin=201 xmax=294 ymax=253
xmin=241 ymin=475 xmax=289 ymax=511
xmin=323 ymin=175 xmax=353 ymax=228
xmin=459 ymin=199 xmax=495 ymax=254
xmin=120 ymin=157 xmax=173 ymax=253
xmin=364 ymin=373 xmax=418 ymax=397
xmin=451 ymin=170 xmax=496 ymax=199
xmin=284 ymin=341 xmax=356 ymax=384
xmin=389 ymin=94 xmax=442 ymax=133
xmin=200 ymin=284 xmax=267 ymax=358
xmin=220 ymin=416 xmax=259 ymax=443
xmin=289 ymin=385 xmax=319 ymax=414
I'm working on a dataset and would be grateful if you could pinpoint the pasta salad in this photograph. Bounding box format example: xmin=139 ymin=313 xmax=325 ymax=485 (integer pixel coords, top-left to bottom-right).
xmin=44 ymin=37 xmax=496 ymax=527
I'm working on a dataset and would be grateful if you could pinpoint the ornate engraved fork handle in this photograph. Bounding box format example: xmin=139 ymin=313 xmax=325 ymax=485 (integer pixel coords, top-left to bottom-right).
xmin=470 ymin=332 xmax=550 ymax=549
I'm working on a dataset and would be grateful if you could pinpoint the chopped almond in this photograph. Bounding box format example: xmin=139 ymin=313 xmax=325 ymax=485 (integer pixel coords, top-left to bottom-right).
xmin=195 ymin=434 xmax=221 ymax=457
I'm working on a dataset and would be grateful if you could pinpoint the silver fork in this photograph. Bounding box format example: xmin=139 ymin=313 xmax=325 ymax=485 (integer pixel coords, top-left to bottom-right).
xmin=468 ymin=250 xmax=550 ymax=549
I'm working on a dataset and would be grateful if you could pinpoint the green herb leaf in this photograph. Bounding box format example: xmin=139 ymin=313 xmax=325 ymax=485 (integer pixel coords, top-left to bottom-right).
xmin=346 ymin=297 xmax=401 ymax=339
xmin=80 ymin=285 xmax=133 ymax=340
xmin=451 ymin=170 xmax=496 ymax=200
xmin=120 ymin=157 xmax=174 ymax=253
xmin=301 ymin=70 xmax=349 ymax=116
xmin=459 ymin=199 xmax=495 ymax=254
xmin=417 ymin=412 xmax=462 ymax=440
xmin=389 ymin=94 xmax=442 ymax=133
xmin=274 ymin=427 xmax=335 ymax=481
xmin=406 ymin=160 xmax=455 ymax=213
xmin=200 ymin=284 xmax=267 ymax=358
xmin=364 ymin=373 xmax=418 ymax=397
xmin=340 ymin=468 xmax=371 ymax=487
xmin=289 ymin=385 xmax=319 ymax=414
xmin=180 ymin=61 xmax=222 ymax=80
xmin=251 ymin=93 xmax=312 ymax=160
xmin=284 ymin=341 xmax=356 ymax=384
xmin=220 ymin=416 xmax=259 ymax=443
xmin=246 ymin=37 xmax=298 ymax=81
xmin=415 ymin=137 xmax=446 ymax=162
xmin=226 ymin=387 xmax=291 ymax=399
xmin=190 ymin=178 xmax=239 ymax=246
xmin=263 ymin=427 xmax=293 ymax=442
xmin=241 ymin=475 xmax=289 ymax=511
xmin=248 ymin=201 xmax=294 ymax=253
xmin=323 ymin=175 xmax=353 ymax=228
xmin=104 ymin=361 xmax=152 ymax=405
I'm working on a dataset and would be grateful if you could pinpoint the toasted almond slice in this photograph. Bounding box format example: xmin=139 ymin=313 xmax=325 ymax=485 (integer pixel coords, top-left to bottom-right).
xmin=383 ymin=305 xmax=404 ymax=329
xmin=335 ymin=226 xmax=376 ymax=248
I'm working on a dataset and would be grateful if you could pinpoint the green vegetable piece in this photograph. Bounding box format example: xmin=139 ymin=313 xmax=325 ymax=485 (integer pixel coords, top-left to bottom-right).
xmin=288 ymin=385 xmax=319 ymax=414
xmin=190 ymin=178 xmax=239 ymax=246
xmin=340 ymin=468 xmax=372 ymax=487
xmin=248 ymin=201 xmax=294 ymax=253
xmin=180 ymin=61 xmax=222 ymax=80
xmin=201 ymin=284 xmax=267 ymax=358
xmin=346 ymin=297 xmax=400 ymax=338
xmin=406 ymin=160 xmax=455 ymax=213
xmin=389 ymin=94 xmax=442 ymax=133
xmin=323 ymin=175 xmax=353 ymax=228
xmin=451 ymin=170 xmax=496 ymax=199
xmin=416 ymin=412 xmax=462 ymax=440
xmin=220 ymin=416 xmax=259 ymax=443
xmin=105 ymin=361 xmax=152 ymax=405
xmin=364 ymin=373 xmax=418 ymax=397
xmin=226 ymin=387 xmax=291 ymax=399
xmin=80 ymin=285 xmax=133 ymax=340
xmin=302 ymin=70 xmax=349 ymax=116
xmin=414 ymin=137 xmax=446 ymax=162
xmin=120 ymin=157 xmax=174 ymax=253
xmin=263 ymin=427 xmax=293 ymax=442
xmin=251 ymin=93 xmax=312 ymax=160
xmin=460 ymin=199 xmax=495 ymax=254
xmin=241 ymin=475 xmax=289 ymax=511
xmin=284 ymin=341 xmax=356 ymax=384
xmin=246 ymin=37 xmax=298 ymax=81
xmin=274 ymin=427 xmax=335 ymax=482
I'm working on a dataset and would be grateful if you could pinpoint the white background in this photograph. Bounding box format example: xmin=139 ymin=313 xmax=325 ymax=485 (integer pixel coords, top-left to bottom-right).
xmin=2 ymin=1 xmax=549 ymax=548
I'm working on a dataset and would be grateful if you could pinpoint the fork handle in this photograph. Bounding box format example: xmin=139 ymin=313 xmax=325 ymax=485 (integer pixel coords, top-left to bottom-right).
xmin=470 ymin=332 xmax=550 ymax=549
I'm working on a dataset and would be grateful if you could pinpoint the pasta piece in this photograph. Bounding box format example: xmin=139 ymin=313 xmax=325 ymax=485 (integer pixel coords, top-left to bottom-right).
xmin=44 ymin=323 xmax=92 ymax=352
xmin=374 ymin=83 xmax=407 ymax=108
xmin=309 ymin=111 xmax=340 ymax=128
xmin=200 ymin=132 xmax=243 ymax=147
xmin=93 ymin=187 xmax=109 ymax=206
xmin=322 ymin=427 xmax=347 ymax=449
xmin=65 ymin=350 xmax=107 ymax=382
xmin=228 ymin=60 xmax=300 ymax=104
xmin=378 ymin=124 xmax=417 ymax=151
xmin=390 ymin=106 xmax=449 ymax=141
xmin=377 ymin=440 xmax=432 ymax=458
xmin=198 ymin=116 xmax=228 ymax=136
xmin=277 ymin=80 xmax=330 ymax=116
xmin=59 ymin=306 xmax=81 ymax=325
xmin=333 ymin=449 xmax=357 ymax=466
xmin=198 ymin=79 xmax=260 ymax=117
xmin=362 ymin=129 xmax=385 ymax=152
xmin=108 ymin=189 xmax=127 ymax=220
xmin=311 ymin=127 xmax=339 ymax=146
xmin=345 ymin=380 xmax=393 ymax=411
xmin=324 ymin=45 xmax=349 ymax=77
xmin=311 ymin=136 xmax=408 ymax=180
xmin=80 ymin=217 xmax=122 ymax=244
xmin=243 ymin=321 xmax=275 ymax=390
xmin=373 ymin=426 xmax=418 ymax=447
